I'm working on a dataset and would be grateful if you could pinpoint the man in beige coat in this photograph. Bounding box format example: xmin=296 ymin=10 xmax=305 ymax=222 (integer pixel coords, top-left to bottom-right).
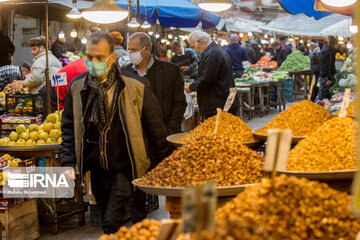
xmin=23 ymin=36 xmax=62 ymax=94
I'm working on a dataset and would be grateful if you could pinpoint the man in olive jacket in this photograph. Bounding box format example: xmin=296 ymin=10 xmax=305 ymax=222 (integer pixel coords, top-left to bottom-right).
xmin=60 ymin=32 xmax=171 ymax=233
xmin=123 ymin=32 xmax=186 ymax=135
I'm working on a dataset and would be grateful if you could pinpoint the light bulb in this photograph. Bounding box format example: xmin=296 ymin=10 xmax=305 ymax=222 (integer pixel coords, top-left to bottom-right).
xmin=300 ymin=40 xmax=304 ymax=44
xmin=141 ymin=20 xmax=151 ymax=29
xmin=170 ymin=27 xmax=176 ymax=30
xmin=239 ymin=33 xmax=244 ymax=37
xmin=58 ymin=31 xmax=65 ymax=39
xmin=270 ymin=38 xmax=275 ymax=43
xmin=168 ymin=34 xmax=173 ymax=39
xmin=128 ymin=18 xmax=140 ymax=28
xmin=161 ymin=39 xmax=166 ymax=43
xmin=81 ymin=37 xmax=88 ymax=44
xmin=66 ymin=4 xmax=82 ymax=19
xmin=199 ymin=2 xmax=232 ymax=12
xmin=155 ymin=33 xmax=160 ymax=39
xmin=347 ymin=42 xmax=352 ymax=49
xmin=148 ymin=31 xmax=154 ymax=36
xmin=350 ymin=25 xmax=358 ymax=33
xmin=248 ymin=32 xmax=253 ymax=37
xmin=166 ymin=41 xmax=170 ymax=45
xmin=338 ymin=36 xmax=344 ymax=41
xmin=70 ymin=29 xmax=77 ymax=38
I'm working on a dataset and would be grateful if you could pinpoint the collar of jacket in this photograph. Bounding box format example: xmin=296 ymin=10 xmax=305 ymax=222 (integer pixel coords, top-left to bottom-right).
xmin=33 ymin=51 xmax=52 ymax=61
xmin=204 ymin=41 xmax=215 ymax=55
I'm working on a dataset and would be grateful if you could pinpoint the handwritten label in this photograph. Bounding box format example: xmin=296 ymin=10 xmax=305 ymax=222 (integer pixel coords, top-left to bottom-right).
xmin=223 ymin=87 xmax=237 ymax=112
xmin=51 ymin=73 xmax=67 ymax=87
xmin=339 ymin=88 xmax=351 ymax=117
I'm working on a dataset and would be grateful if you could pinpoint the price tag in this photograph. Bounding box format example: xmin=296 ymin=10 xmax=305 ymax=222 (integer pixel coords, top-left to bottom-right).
xmin=201 ymin=183 xmax=216 ymax=230
xmin=339 ymin=88 xmax=351 ymax=117
xmin=242 ymin=60 xmax=250 ymax=69
xmin=223 ymin=87 xmax=237 ymax=112
xmin=50 ymin=73 xmax=67 ymax=87
xmin=263 ymin=129 xmax=292 ymax=172
xmin=182 ymin=186 xmax=197 ymax=234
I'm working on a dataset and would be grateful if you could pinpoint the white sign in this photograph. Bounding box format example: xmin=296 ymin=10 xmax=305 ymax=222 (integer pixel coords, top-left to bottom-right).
xmin=242 ymin=60 xmax=250 ymax=69
xmin=51 ymin=73 xmax=67 ymax=87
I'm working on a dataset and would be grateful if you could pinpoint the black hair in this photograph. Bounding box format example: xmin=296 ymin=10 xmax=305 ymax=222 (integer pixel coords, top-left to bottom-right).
xmin=279 ymin=36 xmax=287 ymax=41
xmin=88 ymin=31 xmax=114 ymax=53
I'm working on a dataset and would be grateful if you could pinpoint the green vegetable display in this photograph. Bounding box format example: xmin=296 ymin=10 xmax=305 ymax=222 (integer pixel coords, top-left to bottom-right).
xmin=277 ymin=50 xmax=310 ymax=72
xmin=244 ymin=68 xmax=261 ymax=74
xmin=234 ymin=76 xmax=255 ymax=83
xmin=272 ymin=71 xmax=289 ymax=80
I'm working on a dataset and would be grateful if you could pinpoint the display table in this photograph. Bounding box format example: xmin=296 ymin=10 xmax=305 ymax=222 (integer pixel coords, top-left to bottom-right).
xmin=0 ymin=144 xmax=87 ymax=234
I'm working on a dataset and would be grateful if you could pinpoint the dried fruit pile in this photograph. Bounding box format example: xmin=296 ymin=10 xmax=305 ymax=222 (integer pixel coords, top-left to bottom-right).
xmin=138 ymin=135 xmax=266 ymax=187
xmin=287 ymin=117 xmax=357 ymax=171
xmin=188 ymin=175 xmax=360 ymax=240
xmin=99 ymin=219 xmax=160 ymax=240
xmin=255 ymin=100 xmax=332 ymax=136
xmin=334 ymin=100 xmax=356 ymax=116
xmin=180 ymin=111 xmax=256 ymax=144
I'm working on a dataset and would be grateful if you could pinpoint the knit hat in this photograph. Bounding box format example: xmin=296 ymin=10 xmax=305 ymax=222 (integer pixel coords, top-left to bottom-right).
xmin=110 ymin=31 xmax=124 ymax=44
xmin=21 ymin=61 xmax=32 ymax=71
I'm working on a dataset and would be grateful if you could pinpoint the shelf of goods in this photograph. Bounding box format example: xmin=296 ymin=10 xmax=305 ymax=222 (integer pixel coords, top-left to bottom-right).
xmin=5 ymin=93 xmax=43 ymax=116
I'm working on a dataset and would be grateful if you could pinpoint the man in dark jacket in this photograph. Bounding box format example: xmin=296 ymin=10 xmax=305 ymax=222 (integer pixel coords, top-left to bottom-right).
xmin=0 ymin=31 xmax=15 ymax=67
xmin=185 ymin=30 xmax=240 ymax=119
xmin=225 ymin=34 xmax=250 ymax=78
xmin=309 ymin=42 xmax=321 ymax=102
xmin=271 ymin=40 xmax=288 ymax=67
xmin=251 ymin=40 xmax=261 ymax=63
xmin=245 ymin=41 xmax=257 ymax=64
xmin=123 ymin=32 xmax=186 ymax=135
xmin=60 ymin=32 xmax=171 ymax=233
xmin=51 ymin=36 xmax=67 ymax=59
xmin=315 ymin=36 xmax=338 ymax=102
xmin=170 ymin=40 xmax=199 ymax=80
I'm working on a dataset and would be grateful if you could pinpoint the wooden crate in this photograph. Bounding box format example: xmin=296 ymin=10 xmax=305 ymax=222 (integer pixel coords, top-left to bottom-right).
xmin=0 ymin=199 xmax=39 ymax=240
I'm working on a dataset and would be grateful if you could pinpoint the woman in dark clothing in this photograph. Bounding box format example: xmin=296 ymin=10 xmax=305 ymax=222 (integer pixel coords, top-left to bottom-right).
xmin=315 ymin=36 xmax=338 ymax=102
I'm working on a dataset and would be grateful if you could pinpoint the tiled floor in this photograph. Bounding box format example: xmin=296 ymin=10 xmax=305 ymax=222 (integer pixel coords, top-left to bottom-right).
xmin=40 ymin=100 xmax=300 ymax=239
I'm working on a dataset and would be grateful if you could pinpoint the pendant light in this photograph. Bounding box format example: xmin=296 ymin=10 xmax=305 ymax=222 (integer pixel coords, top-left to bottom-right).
xmin=58 ymin=31 xmax=65 ymax=39
xmin=81 ymin=37 xmax=88 ymax=44
xmin=66 ymin=0 xmax=82 ymax=19
xmin=141 ymin=19 xmax=151 ymax=29
xmin=70 ymin=29 xmax=78 ymax=38
xmin=128 ymin=17 xmax=140 ymax=28
xmin=82 ymin=0 xmax=129 ymax=24
xmin=198 ymin=0 xmax=232 ymax=12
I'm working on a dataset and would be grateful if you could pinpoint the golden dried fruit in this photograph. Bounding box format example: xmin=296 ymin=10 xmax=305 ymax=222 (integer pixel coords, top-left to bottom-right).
xmin=138 ymin=135 xmax=266 ymax=187
xmin=180 ymin=111 xmax=256 ymax=144
xmin=99 ymin=219 xmax=161 ymax=240
xmin=287 ymin=117 xmax=357 ymax=171
xmin=185 ymin=175 xmax=360 ymax=240
xmin=255 ymin=100 xmax=332 ymax=136
xmin=334 ymin=101 xmax=356 ymax=116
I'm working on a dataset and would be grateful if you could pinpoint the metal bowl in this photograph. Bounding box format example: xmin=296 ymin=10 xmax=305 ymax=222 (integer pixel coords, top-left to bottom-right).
xmin=167 ymin=132 xmax=264 ymax=150
xmin=132 ymin=179 xmax=256 ymax=197
xmin=252 ymin=132 xmax=306 ymax=144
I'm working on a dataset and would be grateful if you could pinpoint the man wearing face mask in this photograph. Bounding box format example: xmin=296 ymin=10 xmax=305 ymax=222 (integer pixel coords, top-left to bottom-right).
xmin=184 ymin=31 xmax=240 ymax=120
xmin=123 ymin=32 xmax=186 ymax=135
xmin=60 ymin=31 xmax=171 ymax=233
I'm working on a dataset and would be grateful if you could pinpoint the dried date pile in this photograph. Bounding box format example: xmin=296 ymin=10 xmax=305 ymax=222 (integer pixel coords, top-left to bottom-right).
xmin=187 ymin=175 xmax=360 ymax=240
xmin=98 ymin=219 xmax=161 ymax=240
xmin=287 ymin=117 xmax=357 ymax=171
xmin=138 ymin=135 xmax=266 ymax=187
xmin=255 ymin=100 xmax=332 ymax=136
xmin=180 ymin=111 xmax=256 ymax=144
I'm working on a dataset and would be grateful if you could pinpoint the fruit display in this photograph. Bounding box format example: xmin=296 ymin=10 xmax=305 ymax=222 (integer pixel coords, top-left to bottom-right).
xmin=138 ymin=135 xmax=266 ymax=187
xmin=251 ymin=56 xmax=278 ymax=69
xmin=334 ymin=100 xmax=356 ymax=116
xmin=6 ymin=94 xmax=43 ymax=115
xmin=187 ymin=175 xmax=360 ymax=240
xmin=3 ymin=81 xmax=29 ymax=94
xmin=180 ymin=111 xmax=256 ymax=144
xmin=341 ymin=49 xmax=357 ymax=73
xmin=255 ymin=100 xmax=333 ymax=136
xmin=287 ymin=117 xmax=356 ymax=171
xmin=277 ymin=50 xmax=311 ymax=72
xmin=0 ymin=111 xmax=62 ymax=145
xmin=99 ymin=219 xmax=161 ymax=240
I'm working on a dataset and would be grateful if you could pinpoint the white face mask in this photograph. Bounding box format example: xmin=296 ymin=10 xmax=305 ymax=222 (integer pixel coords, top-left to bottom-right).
xmin=129 ymin=47 xmax=146 ymax=65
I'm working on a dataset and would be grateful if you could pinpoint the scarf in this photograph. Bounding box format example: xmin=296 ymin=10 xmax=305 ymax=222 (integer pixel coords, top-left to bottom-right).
xmin=87 ymin=64 xmax=117 ymax=129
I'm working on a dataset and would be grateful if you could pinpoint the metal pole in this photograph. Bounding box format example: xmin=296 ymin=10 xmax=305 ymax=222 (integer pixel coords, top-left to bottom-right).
xmin=137 ymin=0 xmax=140 ymax=23
xmin=45 ymin=0 xmax=51 ymax=116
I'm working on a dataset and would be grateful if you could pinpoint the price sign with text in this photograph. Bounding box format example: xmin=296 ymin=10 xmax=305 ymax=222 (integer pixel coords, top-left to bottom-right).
xmin=51 ymin=73 xmax=67 ymax=87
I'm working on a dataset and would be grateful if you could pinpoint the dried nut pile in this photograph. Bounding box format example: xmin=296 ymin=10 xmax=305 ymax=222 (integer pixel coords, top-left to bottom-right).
xmin=98 ymin=219 xmax=160 ymax=240
xmin=287 ymin=117 xmax=357 ymax=171
xmin=180 ymin=111 xmax=256 ymax=144
xmin=138 ymin=135 xmax=266 ymax=187
xmin=335 ymin=101 xmax=356 ymax=116
xmin=255 ymin=100 xmax=332 ymax=136
xmin=3 ymin=81 xmax=29 ymax=94
xmin=186 ymin=175 xmax=360 ymax=240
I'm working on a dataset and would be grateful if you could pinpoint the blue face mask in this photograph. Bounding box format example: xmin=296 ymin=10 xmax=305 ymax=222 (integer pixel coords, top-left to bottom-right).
xmin=85 ymin=55 xmax=112 ymax=77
